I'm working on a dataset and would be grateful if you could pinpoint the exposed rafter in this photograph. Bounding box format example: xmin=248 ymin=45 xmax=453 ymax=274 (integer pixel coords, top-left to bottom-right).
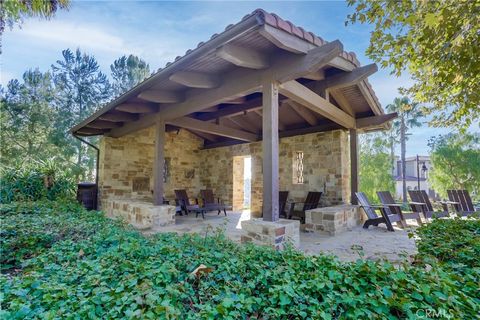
xmin=169 ymin=71 xmax=220 ymax=89
xmin=286 ymin=100 xmax=318 ymax=126
xmin=116 ymin=103 xmax=158 ymax=114
xmin=138 ymin=90 xmax=184 ymax=103
xmin=328 ymin=89 xmax=355 ymax=117
xmin=196 ymin=97 xmax=262 ymax=121
xmin=86 ymin=120 xmax=122 ymax=129
xmin=229 ymin=116 xmax=261 ymax=134
xmin=99 ymin=111 xmax=139 ymax=122
xmin=76 ymin=128 xmax=109 ymax=135
xmin=109 ymin=40 xmax=343 ymax=137
xmin=167 ymin=117 xmax=259 ymax=142
xmin=279 ymin=80 xmax=355 ymax=128
xmin=216 ymin=43 xmax=269 ymax=69
xmin=356 ymin=113 xmax=397 ymax=129
xmin=259 ymin=24 xmax=315 ymax=54
xmin=318 ymin=64 xmax=378 ymax=90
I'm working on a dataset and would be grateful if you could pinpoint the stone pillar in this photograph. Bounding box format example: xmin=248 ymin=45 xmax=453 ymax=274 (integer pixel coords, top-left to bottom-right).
xmin=241 ymin=219 xmax=300 ymax=250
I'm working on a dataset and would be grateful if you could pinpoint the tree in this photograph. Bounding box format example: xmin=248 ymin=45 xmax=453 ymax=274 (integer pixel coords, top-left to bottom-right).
xmin=428 ymin=133 xmax=480 ymax=199
xmin=1 ymin=0 xmax=70 ymax=34
xmin=0 ymin=69 xmax=55 ymax=165
xmin=51 ymin=49 xmax=111 ymax=180
xmin=358 ymin=132 xmax=395 ymax=202
xmin=110 ymin=55 xmax=150 ymax=96
xmin=346 ymin=0 xmax=480 ymax=129
xmin=386 ymin=97 xmax=423 ymax=202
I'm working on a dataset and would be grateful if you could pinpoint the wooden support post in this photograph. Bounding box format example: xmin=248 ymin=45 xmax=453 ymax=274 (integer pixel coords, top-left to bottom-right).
xmin=350 ymin=128 xmax=358 ymax=205
xmin=262 ymin=81 xmax=280 ymax=221
xmin=153 ymin=120 xmax=165 ymax=205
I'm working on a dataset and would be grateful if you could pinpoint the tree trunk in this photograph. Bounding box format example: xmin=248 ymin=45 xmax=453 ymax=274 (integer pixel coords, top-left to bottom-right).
xmin=400 ymin=115 xmax=407 ymax=203
xmin=390 ymin=136 xmax=395 ymax=176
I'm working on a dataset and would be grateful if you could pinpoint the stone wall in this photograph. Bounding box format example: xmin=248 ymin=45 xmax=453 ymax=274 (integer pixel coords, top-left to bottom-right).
xmin=98 ymin=126 xmax=351 ymax=215
xmin=99 ymin=127 xmax=203 ymax=205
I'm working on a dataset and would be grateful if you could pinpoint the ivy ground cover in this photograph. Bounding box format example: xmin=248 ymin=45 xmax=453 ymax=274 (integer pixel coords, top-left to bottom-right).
xmin=1 ymin=201 xmax=479 ymax=319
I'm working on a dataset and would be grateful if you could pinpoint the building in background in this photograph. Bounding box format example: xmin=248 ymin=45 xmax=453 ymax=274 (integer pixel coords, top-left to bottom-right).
xmin=393 ymin=155 xmax=439 ymax=200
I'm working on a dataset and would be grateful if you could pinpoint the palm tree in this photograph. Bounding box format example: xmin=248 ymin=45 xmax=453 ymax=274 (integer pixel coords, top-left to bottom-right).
xmin=386 ymin=97 xmax=423 ymax=202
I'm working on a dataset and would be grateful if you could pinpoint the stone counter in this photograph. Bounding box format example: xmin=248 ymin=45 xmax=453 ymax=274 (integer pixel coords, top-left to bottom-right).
xmin=305 ymin=205 xmax=361 ymax=236
xmin=102 ymin=199 xmax=176 ymax=230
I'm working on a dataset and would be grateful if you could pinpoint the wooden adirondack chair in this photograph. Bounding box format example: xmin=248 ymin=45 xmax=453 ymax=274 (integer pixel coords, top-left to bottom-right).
xmin=174 ymin=189 xmax=202 ymax=217
xmin=200 ymin=189 xmax=231 ymax=216
xmin=355 ymin=192 xmax=401 ymax=231
xmin=448 ymin=190 xmax=479 ymax=216
xmin=377 ymin=191 xmax=423 ymax=227
xmin=408 ymin=190 xmax=449 ymax=219
xmin=279 ymin=191 xmax=289 ymax=218
xmin=288 ymin=192 xmax=322 ymax=224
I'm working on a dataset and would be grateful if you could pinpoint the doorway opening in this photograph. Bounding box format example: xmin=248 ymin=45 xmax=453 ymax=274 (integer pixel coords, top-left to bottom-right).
xmin=232 ymin=156 xmax=252 ymax=211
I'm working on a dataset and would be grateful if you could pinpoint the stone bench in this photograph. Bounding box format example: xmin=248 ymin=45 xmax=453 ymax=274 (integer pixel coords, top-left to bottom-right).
xmin=305 ymin=205 xmax=361 ymax=236
xmin=102 ymin=199 xmax=176 ymax=230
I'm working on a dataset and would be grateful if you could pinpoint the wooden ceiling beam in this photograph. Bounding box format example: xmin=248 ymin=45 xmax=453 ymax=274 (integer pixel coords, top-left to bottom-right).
xmin=138 ymin=90 xmax=184 ymax=103
xmin=86 ymin=120 xmax=122 ymax=129
xmin=328 ymin=89 xmax=355 ymax=117
xmin=356 ymin=113 xmax=397 ymax=129
xmin=109 ymin=40 xmax=343 ymax=137
xmin=116 ymin=103 xmax=158 ymax=114
xmin=167 ymin=117 xmax=259 ymax=142
xmin=318 ymin=64 xmax=378 ymax=90
xmin=169 ymin=71 xmax=220 ymax=89
xmin=279 ymin=80 xmax=355 ymax=128
xmin=286 ymin=100 xmax=318 ymax=126
xmin=99 ymin=111 xmax=139 ymax=122
xmin=76 ymin=128 xmax=109 ymax=135
xmin=229 ymin=116 xmax=261 ymax=134
xmin=216 ymin=43 xmax=269 ymax=69
xmin=189 ymin=130 xmax=218 ymax=142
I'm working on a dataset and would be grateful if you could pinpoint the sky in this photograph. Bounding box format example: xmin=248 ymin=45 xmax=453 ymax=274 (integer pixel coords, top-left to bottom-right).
xmin=1 ymin=0 xmax=476 ymax=156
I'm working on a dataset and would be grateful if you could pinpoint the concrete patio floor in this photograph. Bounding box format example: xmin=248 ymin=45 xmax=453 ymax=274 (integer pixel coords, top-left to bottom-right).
xmin=145 ymin=210 xmax=417 ymax=263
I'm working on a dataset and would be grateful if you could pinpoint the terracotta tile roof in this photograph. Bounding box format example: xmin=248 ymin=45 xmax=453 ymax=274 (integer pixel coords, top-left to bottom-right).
xmin=72 ymin=9 xmax=383 ymax=134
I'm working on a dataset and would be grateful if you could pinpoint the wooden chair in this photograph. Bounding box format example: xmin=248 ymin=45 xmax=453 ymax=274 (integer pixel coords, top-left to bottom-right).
xmin=279 ymin=191 xmax=289 ymax=218
xmin=288 ymin=192 xmax=322 ymax=224
xmin=408 ymin=190 xmax=449 ymax=219
xmin=355 ymin=192 xmax=401 ymax=231
xmin=377 ymin=191 xmax=423 ymax=227
xmin=174 ymin=189 xmax=201 ymax=217
xmin=448 ymin=189 xmax=479 ymax=216
xmin=200 ymin=189 xmax=231 ymax=216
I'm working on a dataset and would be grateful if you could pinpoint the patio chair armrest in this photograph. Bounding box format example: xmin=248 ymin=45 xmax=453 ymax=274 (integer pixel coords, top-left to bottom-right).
xmin=408 ymin=201 xmax=426 ymax=206
xmin=439 ymin=200 xmax=459 ymax=205
xmin=383 ymin=203 xmax=404 ymax=207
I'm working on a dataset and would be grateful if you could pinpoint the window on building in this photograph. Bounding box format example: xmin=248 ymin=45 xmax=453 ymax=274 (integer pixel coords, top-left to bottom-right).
xmin=293 ymin=151 xmax=304 ymax=184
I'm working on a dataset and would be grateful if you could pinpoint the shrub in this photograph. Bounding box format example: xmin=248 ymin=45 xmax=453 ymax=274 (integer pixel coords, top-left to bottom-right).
xmin=1 ymin=202 xmax=479 ymax=319
xmin=0 ymin=161 xmax=76 ymax=204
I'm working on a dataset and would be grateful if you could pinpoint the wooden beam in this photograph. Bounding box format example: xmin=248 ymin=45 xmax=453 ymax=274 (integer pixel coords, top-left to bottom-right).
xmin=319 ymin=64 xmax=378 ymax=90
xmin=229 ymin=116 xmax=261 ymax=134
xmin=216 ymin=43 xmax=269 ymax=69
xmin=153 ymin=120 xmax=165 ymax=205
xmin=138 ymin=90 xmax=184 ymax=103
xmin=286 ymin=100 xmax=318 ymax=126
xmin=329 ymin=89 xmax=355 ymax=117
xmin=197 ymin=97 xmax=262 ymax=121
xmin=86 ymin=120 xmax=122 ymax=129
xmin=116 ymin=103 xmax=158 ymax=114
xmin=254 ymin=109 xmax=286 ymax=131
xmin=99 ymin=111 xmax=138 ymax=122
xmin=262 ymin=81 xmax=280 ymax=222
xmin=225 ymin=97 xmax=246 ymax=104
xmin=109 ymin=40 xmax=343 ymax=137
xmin=76 ymin=128 xmax=108 ymax=135
xmin=189 ymin=130 xmax=218 ymax=142
xmin=168 ymin=117 xmax=259 ymax=142
xmin=350 ymin=128 xmax=358 ymax=205
xmin=303 ymin=69 xmax=325 ymax=80
xmin=279 ymin=80 xmax=355 ymax=128
xmin=356 ymin=113 xmax=398 ymax=129
xmin=169 ymin=71 xmax=220 ymax=89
